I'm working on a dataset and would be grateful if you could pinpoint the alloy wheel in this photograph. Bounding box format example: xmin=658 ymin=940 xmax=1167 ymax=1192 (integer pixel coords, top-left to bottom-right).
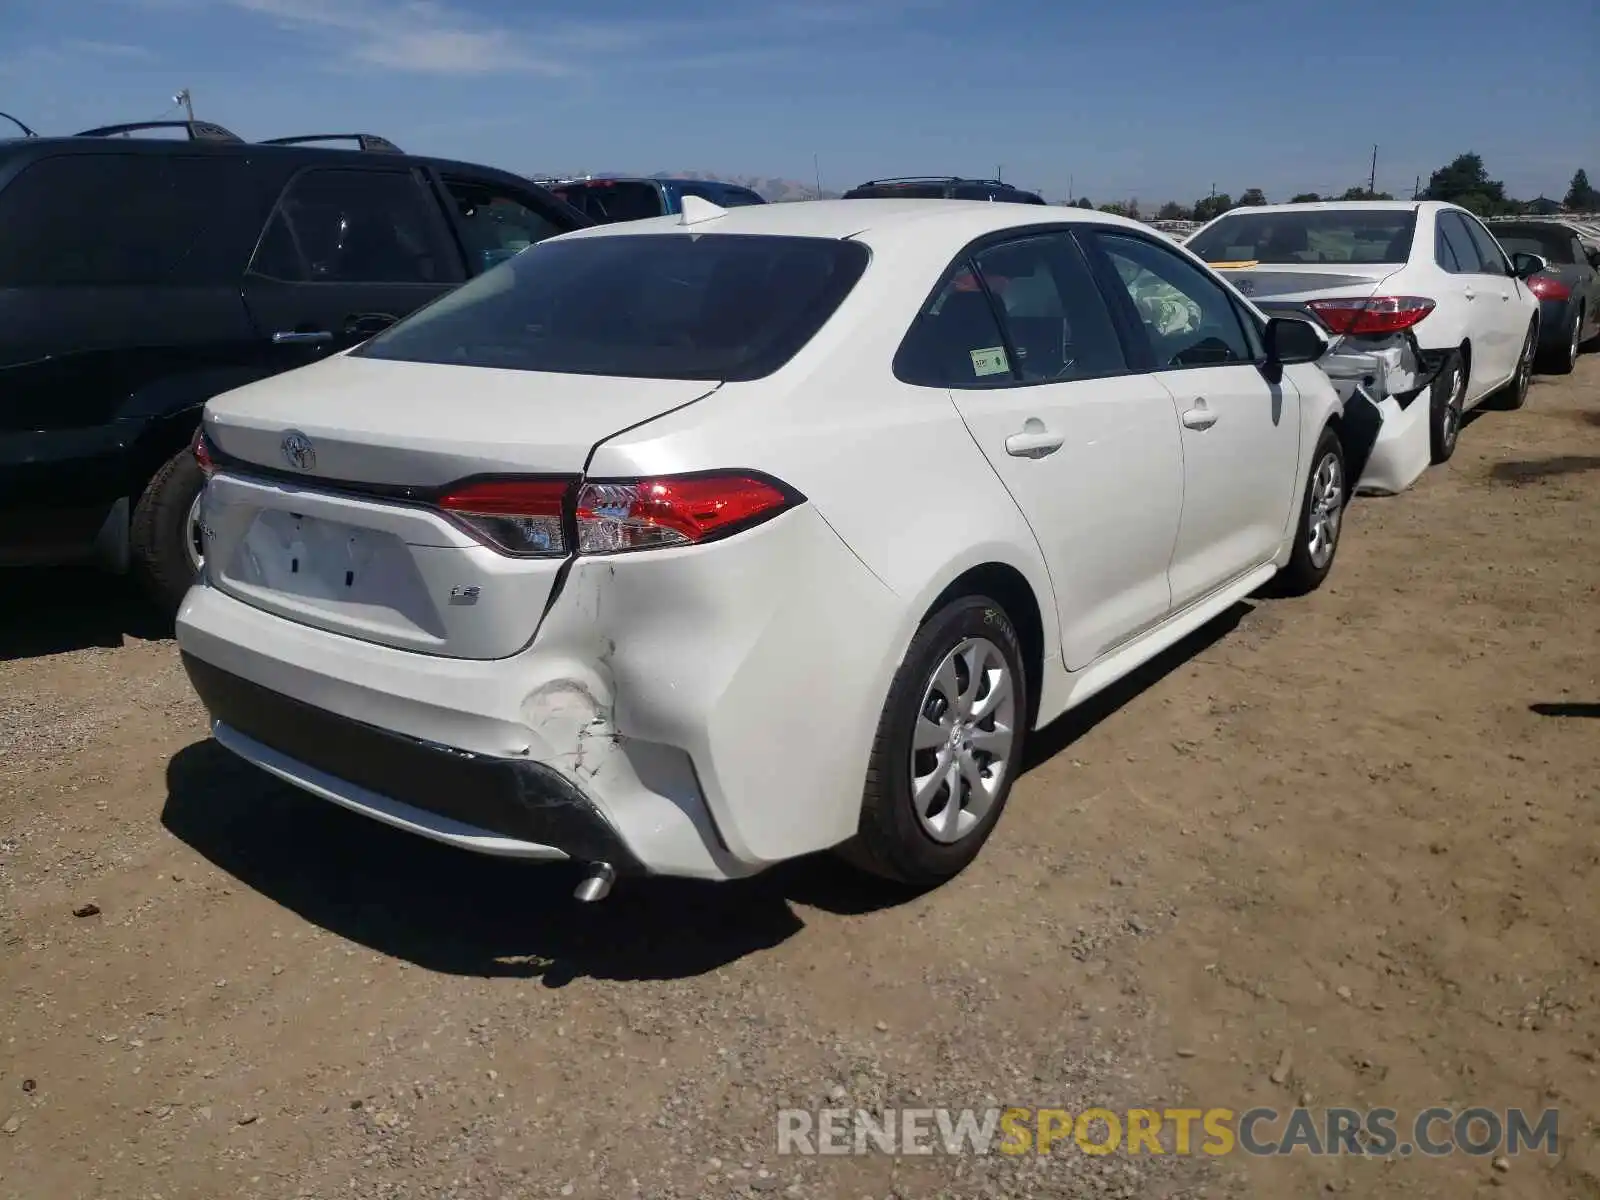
xmin=1306 ymin=452 xmax=1344 ymax=570
xmin=1441 ymin=365 xmax=1464 ymax=452
xmin=910 ymin=637 xmax=1016 ymax=844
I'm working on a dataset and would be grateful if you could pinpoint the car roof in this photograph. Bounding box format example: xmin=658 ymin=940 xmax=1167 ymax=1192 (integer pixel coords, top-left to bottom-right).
xmin=554 ymin=197 xmax=1151 ymax=243
xmin=0 ymin=134 xmax=543 ymax=192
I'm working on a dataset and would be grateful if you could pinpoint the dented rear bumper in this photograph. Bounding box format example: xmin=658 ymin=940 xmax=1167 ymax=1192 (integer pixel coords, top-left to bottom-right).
xmin=182 ymin=652 xmax=645 ymax=871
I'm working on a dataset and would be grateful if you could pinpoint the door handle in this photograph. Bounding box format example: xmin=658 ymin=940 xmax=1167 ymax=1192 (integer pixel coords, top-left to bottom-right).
xmin=1181 ymin=403 xmax=1218 ymax=431
xmin=344 ymin=312 xmax=398 ymax=336
xmin=1004 ymin=427 xmax=1065 ymax=458
xmin=272 ymin=330 xmax=333 ymax=345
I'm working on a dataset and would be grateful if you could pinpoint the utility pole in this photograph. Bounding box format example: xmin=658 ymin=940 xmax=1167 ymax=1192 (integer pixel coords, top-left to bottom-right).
xmin=996 ymin=164 xmax=1003 ymax=182
xmin=1069 ymin=173 xmax=1074 ymax=204
xmin=1413 ymin=174 xmax=1421 ymax=200
xmin=174 ymin=88 xmax=194 ymax=122
xmin=813 ymin=153 xmax=822 ymax=199
xmin=1368 ymin=144 xmax=1378 ymax=196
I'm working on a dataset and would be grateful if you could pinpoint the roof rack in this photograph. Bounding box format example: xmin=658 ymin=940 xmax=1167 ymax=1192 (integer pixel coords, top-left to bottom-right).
xmin=0 ymin=110 xmax=37 ymax=138
xmin=260 ymin=134 xmax=402 ymax=153
xmin=75 ymin=119 xmax=243 ymax=143
xmin=855 ymin=176 xmax=1016 ymax=188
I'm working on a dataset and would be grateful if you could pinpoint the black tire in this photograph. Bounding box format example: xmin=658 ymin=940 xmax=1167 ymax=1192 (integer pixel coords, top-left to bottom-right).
xmin=1537 ymin=305 xmax=1581 ymax=375
xmin=130 ymin=445 xmax=205 ymax=620
xmin=842 ymin=595 xmax=1028 ymax=886
xmin=1429 ymin=349 xmax=1467 ymax=463
xmin=1275 ymin=425 xmax=1346 ymax=597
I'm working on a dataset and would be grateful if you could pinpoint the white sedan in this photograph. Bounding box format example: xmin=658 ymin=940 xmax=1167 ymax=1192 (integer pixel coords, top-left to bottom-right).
xmin=1186 ymin=201 xmax=1544 ymax=494
xmin=177 ymin=198 xmax=1348 ymax=897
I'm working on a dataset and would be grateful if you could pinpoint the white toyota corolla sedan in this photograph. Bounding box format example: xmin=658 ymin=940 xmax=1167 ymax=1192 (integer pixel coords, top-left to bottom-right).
xmin=178 ymin=198 xmax=1348 ymax=898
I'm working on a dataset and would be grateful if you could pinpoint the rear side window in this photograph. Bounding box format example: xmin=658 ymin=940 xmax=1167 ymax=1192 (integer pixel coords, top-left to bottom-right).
xmin=843 ymin=184 xmax=948 ymax=199
xmin=0 ymin=153 xmax=255 ymax=285
xmin=249 ymin=168 xmax=461 ymax=285
xmin=896 ymin=233 xmax=1126 ymax=388
xmin=1462 ymin=216 xmax=1509 ymax=275
xmin=1436 ymin=212 xmax=1481 ymax=274
xmin=1488 ymin=227 xmax=1577 ymax=264
xmin=354 ymin=233 xmax=869 ymax=381
xmin=1188 ymin=209 xmax=1417 ymax=265
xmin=551 ymin=181 xmax=663 ymax=223
xmin=441 ymin=177 xmax=566 ymax=273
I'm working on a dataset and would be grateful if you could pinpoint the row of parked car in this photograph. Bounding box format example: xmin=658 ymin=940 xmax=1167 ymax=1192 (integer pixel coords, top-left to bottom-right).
xmin=3 ymin=119 xmax=1593 ymax=899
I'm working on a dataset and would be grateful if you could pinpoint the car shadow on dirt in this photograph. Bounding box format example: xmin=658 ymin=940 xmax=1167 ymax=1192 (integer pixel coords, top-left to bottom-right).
xmin=160 ymin=602 xmax=1253 ymax=985
xmin=0 ymin=568 xmax=168 ymax=661
xmin=160 ymin=738 xmax=931 ymax=985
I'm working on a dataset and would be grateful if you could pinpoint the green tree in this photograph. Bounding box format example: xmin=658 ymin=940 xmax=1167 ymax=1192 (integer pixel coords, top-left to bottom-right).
xmin=1289 ymin=192 xmax=1322 ymax=204
xmin=1565 ymin=168 xmax=1598 ymax=210
xmin=1238 ymin=188 xmax=1268 ymax=206
xmin=1339 ymin=186 xmax=1395 ymax=201
xmin=1157 ymin=200 xmax=1192 ymax=220
xmin=1193 ymin=193 xmax=1233 ymax=222
xmin=1074 ymin=197 xmax=1094 ymax=209
xmin=1098 ymin=201 xmax=1130 ymax=217
xmin=1424 ymin=153 xmax=1507 ymax=212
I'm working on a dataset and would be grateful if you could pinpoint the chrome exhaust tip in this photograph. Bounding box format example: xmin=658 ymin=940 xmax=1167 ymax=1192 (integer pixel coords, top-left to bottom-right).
xmin=573 ymin=862 xmax=616 ymax=903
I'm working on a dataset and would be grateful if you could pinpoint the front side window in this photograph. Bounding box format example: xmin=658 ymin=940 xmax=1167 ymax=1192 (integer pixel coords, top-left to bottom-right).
xmin=442 ymin=177 xmax=565 ymax=272
xmin=1091 ymin=232 xmax=1252 ymax=369
xmin=1188 ymin=209 xmax=1417 ymax=265
xmin=250 ymin=168 xmax=459 ymax=285
xmin=355 ymin=233 xmax=868 ymax=381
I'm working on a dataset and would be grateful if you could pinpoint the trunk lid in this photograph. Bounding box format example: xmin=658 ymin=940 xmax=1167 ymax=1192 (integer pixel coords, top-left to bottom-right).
xmin=1209 ymin=262 xmax=1402 ymax=308
xmin=200 ymin=353 xmax=715 ymax=659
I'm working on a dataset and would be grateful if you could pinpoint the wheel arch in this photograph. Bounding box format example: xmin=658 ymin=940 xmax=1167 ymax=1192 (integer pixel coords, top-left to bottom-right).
xmin=920 ymin=561 xmax=1047 ymax=729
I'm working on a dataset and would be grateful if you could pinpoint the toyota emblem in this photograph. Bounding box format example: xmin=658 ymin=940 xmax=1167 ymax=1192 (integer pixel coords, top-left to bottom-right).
xmin=281 ymin=430 xmax=316 ymax=472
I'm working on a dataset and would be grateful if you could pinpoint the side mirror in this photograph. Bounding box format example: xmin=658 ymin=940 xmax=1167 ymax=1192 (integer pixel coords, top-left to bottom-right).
xmin=1264 ymin=316 xmax=1328 ymax=370
xmin=1511 ymin=251 xmax=1548 ymax=280
xmin=1587 ymin=248 xmax=1600 ymax=270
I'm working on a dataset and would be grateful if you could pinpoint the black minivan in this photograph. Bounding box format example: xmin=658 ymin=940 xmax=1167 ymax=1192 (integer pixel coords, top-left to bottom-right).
xmin=0 ymin=121 xmax=589 ymax=616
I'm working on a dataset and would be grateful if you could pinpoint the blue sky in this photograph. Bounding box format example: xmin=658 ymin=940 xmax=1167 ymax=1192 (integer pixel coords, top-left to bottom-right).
xmin=2 ymin=0 xmax=1596 ymax=205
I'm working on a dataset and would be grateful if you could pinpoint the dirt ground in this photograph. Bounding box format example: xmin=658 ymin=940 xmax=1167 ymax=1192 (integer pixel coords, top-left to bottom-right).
xmin=2 ymin=358 xmax=1597 ymax=1200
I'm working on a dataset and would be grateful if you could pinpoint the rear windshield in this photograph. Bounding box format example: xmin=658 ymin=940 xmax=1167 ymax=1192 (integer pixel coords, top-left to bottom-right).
xmin=1487 ymin=226 xmax=1577 ymax=264
xmin=1188 ymin=209 xmax=1418 ymax=265
xmin=843 ymin=184 xmax=947 ymax=199
xmin=354 ymin=233 xmax=870 ymax=381
xmin=550 ymin=181 xmax=663 ymax=223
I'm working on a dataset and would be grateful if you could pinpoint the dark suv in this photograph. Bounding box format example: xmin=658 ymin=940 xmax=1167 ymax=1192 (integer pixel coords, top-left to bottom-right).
xmin=0 ymin=120 xmax=590 ymax=616
xmin=840 ymin=176 xmax=1047 ymax=204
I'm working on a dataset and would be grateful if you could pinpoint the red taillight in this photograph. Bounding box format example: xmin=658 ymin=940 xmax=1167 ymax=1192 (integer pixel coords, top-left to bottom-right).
xmin=1527 ymin=275 xmax=1570 ymax=301
xmin=1306 ymin=296 xmax=1436 ymax=336
xmin=575 ymin=474 xmax=796 ymax=554
xmin=193 ymin=430 xmax=216 ymax=478
xmin=437 ymin=478 xmax=574 ymax=556
xmin=433 ymin=472 xmax=799 ymax=557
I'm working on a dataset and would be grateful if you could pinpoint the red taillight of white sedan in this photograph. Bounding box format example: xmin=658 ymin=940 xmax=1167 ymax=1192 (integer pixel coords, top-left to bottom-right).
xmin=435 ymin=472 xmax=801 ymax=557
xmin=1306 ymin=296 xmax=1436 ymax=336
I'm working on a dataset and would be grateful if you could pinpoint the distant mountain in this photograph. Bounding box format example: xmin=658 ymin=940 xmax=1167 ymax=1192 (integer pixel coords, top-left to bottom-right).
xmin=650 ymin=171 xmax=839 ymax=202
